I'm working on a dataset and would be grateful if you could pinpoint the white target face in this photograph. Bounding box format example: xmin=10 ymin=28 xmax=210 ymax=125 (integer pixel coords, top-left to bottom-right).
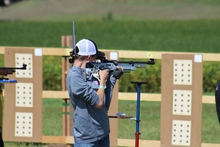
xmin=173 ymin=90 xmax=192 ymax=116
xmin=172 ymin=120 xmax=191 ymax=146
xmin=15 ymin=83 xmax=33 ymax=107
xmin=15 ymin=112 xmax=33 ymax=137
xmin=15 ymin=53 xmax=33 ymax=78
xmin=173 ymin=60 xmax=192 ymax=85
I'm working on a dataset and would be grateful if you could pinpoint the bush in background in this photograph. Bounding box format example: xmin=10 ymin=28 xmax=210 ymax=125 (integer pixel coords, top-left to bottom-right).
xmin=119 ymin=60 xmax=161 ymax=93
xmin=43 ymin=56 xmax=62 ymax=90
xmin=203 ymin=61 xmax=220 ymax=93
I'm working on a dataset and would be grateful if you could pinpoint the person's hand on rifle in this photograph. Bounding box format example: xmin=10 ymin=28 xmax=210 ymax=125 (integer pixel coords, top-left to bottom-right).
xmin=112 ymin=66 xmax=124 ymax=79
xmin=116 ymin=66 xmax=123 ymax=71
xmin=99 ymin=69 xmax=109 ymax=82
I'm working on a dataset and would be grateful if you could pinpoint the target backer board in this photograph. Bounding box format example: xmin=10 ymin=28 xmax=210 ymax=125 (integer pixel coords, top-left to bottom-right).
xmin=3 ymin=48 xmax=42 ymax=142
xmin=160 ymin=54 xmax=203 ymax=147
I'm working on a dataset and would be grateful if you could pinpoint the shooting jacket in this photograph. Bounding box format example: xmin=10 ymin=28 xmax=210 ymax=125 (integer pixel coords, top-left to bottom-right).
xmin=66 ymin=66 xmax=117 ymax=143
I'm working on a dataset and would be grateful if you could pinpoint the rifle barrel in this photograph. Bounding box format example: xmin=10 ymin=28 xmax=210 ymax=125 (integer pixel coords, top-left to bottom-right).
xmin=0 ymin=64 xmax=27 ymax=75
xmin=103 ymin=58 xmax=155 ymax=65
xmin=117 ymin=60 xmax=155 ymax=65
xmin=0 ymin=64 xmax=27 ymax=70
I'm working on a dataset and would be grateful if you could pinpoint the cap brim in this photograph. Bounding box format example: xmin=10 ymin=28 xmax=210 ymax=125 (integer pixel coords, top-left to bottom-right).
xmin=97 ymin=51 xmax=105 ymax=58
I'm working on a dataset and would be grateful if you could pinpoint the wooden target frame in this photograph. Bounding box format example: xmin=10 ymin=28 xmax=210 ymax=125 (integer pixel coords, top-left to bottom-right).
xmin=3 ymin=48 xmax=42 ymax=142
xmin=160 ymin=54 xmax=203 ymax=147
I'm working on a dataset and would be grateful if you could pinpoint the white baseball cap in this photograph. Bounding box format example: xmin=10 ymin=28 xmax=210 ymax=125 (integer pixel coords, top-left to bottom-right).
xmin=75 ymin=39 xmax=104 ymax=57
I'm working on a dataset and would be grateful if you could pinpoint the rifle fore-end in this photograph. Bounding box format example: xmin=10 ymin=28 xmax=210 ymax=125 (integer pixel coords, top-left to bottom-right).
xmin=0 ymin=69 xmax=15 ymax=75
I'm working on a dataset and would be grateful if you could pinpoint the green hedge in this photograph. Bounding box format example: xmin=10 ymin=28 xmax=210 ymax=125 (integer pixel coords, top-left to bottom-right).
xmin=119 ymin=60 xmax=161 ymax=93
xmin=43 ymin=56 xmax=62 ymax=90
xmin=203 ymin=61 xmax=220 ymax=92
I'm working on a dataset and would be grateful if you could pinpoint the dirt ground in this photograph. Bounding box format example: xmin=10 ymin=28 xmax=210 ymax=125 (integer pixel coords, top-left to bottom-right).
xmin=0 ymin=0 xmax=220 ymax=21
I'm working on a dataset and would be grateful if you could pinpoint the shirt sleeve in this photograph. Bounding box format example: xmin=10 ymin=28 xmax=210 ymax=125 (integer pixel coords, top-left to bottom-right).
xmin=104 ymin=73 xmax=117 ymax=110
xmin=68 ymin=72 xmax=100 ymax=106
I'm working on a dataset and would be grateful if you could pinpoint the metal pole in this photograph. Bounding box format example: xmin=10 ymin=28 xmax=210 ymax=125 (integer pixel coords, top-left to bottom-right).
xmin=72 ymin=21 xmax=75 ymax=49
xmin=135 ymin=83 xmax=141 ymax=147
xmin=131 ymin=81 xmax=147 ymax=147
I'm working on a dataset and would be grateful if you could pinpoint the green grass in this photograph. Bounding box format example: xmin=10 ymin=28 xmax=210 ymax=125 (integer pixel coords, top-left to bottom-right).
xmin=0 ymin=20 xmax=220 ymax=53
xmin=118 ymin=100 xmax=161 ymax=140
xmin=42 ymin=99 xmax=63 ymax=136
xmin=202 ymin=103 xmax=220 ymax=143
xmin=4 ymin=100 xmax=220 ymax=147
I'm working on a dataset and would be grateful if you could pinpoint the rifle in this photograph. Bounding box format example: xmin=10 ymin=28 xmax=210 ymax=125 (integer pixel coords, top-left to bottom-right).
xmin=0 ymin=64 xmax=27 ymax=82
xmin=85 ymin=57 xmax=155 ymax=79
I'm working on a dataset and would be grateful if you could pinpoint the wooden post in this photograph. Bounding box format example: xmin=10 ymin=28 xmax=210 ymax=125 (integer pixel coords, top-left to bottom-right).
xmin=61 ymin=36 xmax=73 ymax=147
xmin=61 ymin=55 xmax=72 ymax=136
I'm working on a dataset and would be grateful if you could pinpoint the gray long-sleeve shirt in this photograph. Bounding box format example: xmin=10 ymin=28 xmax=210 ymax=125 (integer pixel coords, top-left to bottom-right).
xmin=66 ymin=66 xmax=117 ymax=143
